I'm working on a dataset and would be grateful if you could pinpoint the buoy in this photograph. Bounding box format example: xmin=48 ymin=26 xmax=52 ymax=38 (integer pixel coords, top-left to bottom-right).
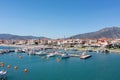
xmin=56 ymin=58 xmax=61 ymax=62
xmin=14 ymin=66 xmax=18 ymax=70
xmin=24 ymin=68 xmax=28 ymax=73
xmin=0 ymin=62 xmax=4 ymax=67
xmin=7 ymin=65 xmax=10 ymax=69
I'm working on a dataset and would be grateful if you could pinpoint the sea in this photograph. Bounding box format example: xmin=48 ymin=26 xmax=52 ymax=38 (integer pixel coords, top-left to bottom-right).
xmin=0 ymin=46 xmax=120 ymax=80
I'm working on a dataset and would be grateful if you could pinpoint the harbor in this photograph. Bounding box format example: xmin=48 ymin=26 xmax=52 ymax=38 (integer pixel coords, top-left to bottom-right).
xmin=0 ymin=0 xmax=120 ymax=79
xmin=0 ymin=47 xmax=92 ymax=59
xmin=0 ymin=46 xmax=120 ymax=80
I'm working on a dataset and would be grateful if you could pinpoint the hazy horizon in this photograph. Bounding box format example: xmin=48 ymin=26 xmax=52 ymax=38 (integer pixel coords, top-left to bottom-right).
xmin=0 ymin=26 xmax=119 ymax=39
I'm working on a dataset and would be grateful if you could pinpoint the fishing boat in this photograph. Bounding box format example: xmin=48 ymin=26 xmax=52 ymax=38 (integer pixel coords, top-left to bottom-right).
xmin=80 ymin=52 xmax=91 ymax=59
xmin=0 ymin=70 xmax=7 ymax=78
xmin=61 ymin=53 xmax=70 ymax=59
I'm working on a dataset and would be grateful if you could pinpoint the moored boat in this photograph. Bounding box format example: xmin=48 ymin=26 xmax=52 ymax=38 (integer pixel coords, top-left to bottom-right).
xmin=47 ymin=53 xmax=56 ymax=58
xmin=80 ymin=52 xmax=92 ymax=59
xmin=0 ymin=70 xmax=7 ymax=78
xmin=35 ymin=51 xmax=47 ymax=56
xmin=61 ymin=53 xmax=70 ymax=59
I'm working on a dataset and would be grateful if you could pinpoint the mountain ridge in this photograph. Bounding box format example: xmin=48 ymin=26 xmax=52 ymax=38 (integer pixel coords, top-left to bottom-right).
xmin=69 ymin=27 xmax=120 ymax=39
xmin=0 ymin=27 xmax=120 ymax=40
xmin=0 ymin=34 xmax=46 ymax=40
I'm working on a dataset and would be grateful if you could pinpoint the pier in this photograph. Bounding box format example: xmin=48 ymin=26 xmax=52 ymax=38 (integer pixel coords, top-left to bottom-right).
xmin=0 ymin=45 xmax=93 ymax=60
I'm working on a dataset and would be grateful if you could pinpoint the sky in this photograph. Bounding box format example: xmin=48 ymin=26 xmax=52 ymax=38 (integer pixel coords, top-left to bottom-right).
xmin=0 ymin=0 xmax=120 ymax=39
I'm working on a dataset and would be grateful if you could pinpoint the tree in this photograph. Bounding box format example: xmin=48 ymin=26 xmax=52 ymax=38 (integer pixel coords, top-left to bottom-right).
xmin=35 ymin=42 xmax=38 ymax=45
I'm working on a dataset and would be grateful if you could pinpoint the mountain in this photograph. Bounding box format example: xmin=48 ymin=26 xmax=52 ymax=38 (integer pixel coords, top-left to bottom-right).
xmin=0 ymin=34 xmax=47 ymax=40
xmin=70 ymin=27 xmax=120 ymax=39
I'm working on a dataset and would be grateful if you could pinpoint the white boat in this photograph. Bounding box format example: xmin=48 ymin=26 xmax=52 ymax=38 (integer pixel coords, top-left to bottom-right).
xmin=80 ymin=52 xmax=91 ymax=59
xmin=35 ymin=51 xmax=46 ymax=56
xmin=47 ymin=53 xmax=56 ymax=58
xmin=61 ymin=53 xmax=70 ymax=59
xmin=0 ymin=70 xmax=7 ymax=78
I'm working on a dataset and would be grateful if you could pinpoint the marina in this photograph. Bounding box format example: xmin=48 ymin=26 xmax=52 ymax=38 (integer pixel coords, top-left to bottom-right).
xmin=0 ymin=0 xmax=120 ymax=80
xmin=0 ymin=47 xmax=83 ymax=58
xmin=0 ymin=46 xmax=120 ymax=80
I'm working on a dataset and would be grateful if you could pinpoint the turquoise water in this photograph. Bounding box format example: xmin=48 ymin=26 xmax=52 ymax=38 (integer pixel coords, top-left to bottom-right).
xmin=0 ymin=47 xmax=120 ymax=80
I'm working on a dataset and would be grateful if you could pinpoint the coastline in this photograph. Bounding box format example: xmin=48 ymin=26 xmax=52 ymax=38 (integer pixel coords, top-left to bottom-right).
xmin=0 ymin=44 xmax=50 ymax=49
xmin=77 ymin=47 xmax=120 ymax=54
xmin=108 ymin=49 xmax=120 ymax=53
xmin=0 ymin=44 xmax=120 ymax=53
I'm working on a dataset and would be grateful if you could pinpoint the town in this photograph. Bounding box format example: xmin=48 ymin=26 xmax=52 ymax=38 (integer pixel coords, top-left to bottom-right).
xmin=0 ymin=38 xmax=120 ymax=52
